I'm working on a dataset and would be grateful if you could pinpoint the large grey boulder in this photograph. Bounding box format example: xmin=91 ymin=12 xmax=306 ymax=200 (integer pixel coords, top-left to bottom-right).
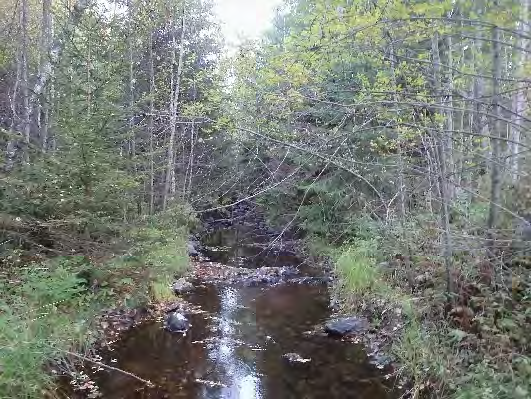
xmin=165 ymin=312 xmax=190 ymax=333
xmin=325 ymin=316 xmax=369 ymax=337
xmin=187 ymin=241 xmax=199 ymax=257
xmin=172 ymin=278 xmax=193 ymax=294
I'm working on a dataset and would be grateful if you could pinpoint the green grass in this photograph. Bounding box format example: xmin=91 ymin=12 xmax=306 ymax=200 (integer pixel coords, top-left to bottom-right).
xmin=335 ymin=239 xmax=382 ymax=295
xmin=0 ymin=262 xmax=101 ymax=398
xmin=143 ymin=231 xmax=189 ymax=276
xmin=392 ymin=319 xmax=447 ymax=384
xmin=330 ymin=227 xmax=531 ymax=399
xmin=452 ymin=357 xmax=531 ymax=399
xmin=150 ymin=277 xmax=175 ymax=302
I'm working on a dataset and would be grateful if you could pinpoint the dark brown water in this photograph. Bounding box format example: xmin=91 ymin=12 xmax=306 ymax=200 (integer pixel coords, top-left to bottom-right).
xmin=76 ymin=228 xmax=398 ymax=399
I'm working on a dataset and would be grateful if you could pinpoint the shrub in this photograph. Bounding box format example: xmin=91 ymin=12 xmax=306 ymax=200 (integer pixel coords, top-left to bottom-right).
xmin=392 ymin=320 xmax=447 ymax=387
xmin=129 ymin=226 xmax=190 ymax=277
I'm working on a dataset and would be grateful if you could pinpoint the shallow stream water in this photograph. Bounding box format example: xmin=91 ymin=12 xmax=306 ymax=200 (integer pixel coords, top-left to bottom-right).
xmin=73 ymin=227 xmax=398 ymax=399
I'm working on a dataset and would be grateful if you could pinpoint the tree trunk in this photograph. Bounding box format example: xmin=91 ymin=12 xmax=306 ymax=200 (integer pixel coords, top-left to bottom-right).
xmin=445 ymin=33 xmax=455 ymax=199
xmin=30 ymin=0 xmax=91 ymax=102
xmin=163 ymin=9 xmax=186 ymax=211
xmin=128 ymin=0 xmax=135 ymax=160
xmin=5 ymin=0 xmax=90 ymax=169
xmin=187 ymin=119 xmax=196 ymax=198
xmin=432 ymin=31 xmax=455 ymax=298
xmin=148 ymin=31 xmax=155 ymax=215
xmin=487 ymin=21 xmax=503 ymax=265
xmin=6 ymin=38 xmax=22 ymax=170
xmin=21 ymin=0 xmax=30 ymax=164
xmin=39 ymin=0 xmax=53 ymax=152
xmin=509 ymin=0 xmax=529 ymax=182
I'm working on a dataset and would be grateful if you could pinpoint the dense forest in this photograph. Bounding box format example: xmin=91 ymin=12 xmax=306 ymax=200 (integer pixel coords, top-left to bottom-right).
xmin=0 ymin=0 xmax=530 ymax=398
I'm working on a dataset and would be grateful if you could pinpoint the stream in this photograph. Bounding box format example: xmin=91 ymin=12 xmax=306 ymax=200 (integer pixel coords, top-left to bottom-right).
xmin=78 ymin=225 xmax=399 ymax=398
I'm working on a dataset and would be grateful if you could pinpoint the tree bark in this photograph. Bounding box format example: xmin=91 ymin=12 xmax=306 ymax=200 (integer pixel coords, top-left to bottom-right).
xmin=6 ymin=33 xmax=22 ymax=170
xmin=445 ymin=33 xmax=455 ymax=199
xmin=432 ymin=31 xmax=455 ymax=298
xmin=4 ymin=0 xmax=90 ymax=169
xmin=148 ymin=30 xmax=155 ymax=215
xmin=31 ymin=0 xmax=91 ymax=102
xmin=39 ymin=0 xmax=53 ymax=153
xmin=128 ymin=0 xmax=135 ymax=160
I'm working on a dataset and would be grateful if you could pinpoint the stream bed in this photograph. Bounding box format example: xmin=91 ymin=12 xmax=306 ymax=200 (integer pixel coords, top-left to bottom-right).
xmin=79 ymin=227 xmax=399 ymax=398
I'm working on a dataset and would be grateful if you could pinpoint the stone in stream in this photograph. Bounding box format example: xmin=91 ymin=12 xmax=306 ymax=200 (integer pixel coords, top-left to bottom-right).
xmin=172 ymin=278 xmax=194 ymax=294
xmin=370 ymin=353 xmax=393 ymax=369
xmin=164 ymin=312 xmax=190 ymax=333
xmin=187 ymin=241 xmax=199 ymax=257
xmin=325 ymin=316 xmax=369 ymax=337
xmin=283 ymin=353 xmax=311 ymax=363
xmin=290 ymin=276 xmax=332 ymax=285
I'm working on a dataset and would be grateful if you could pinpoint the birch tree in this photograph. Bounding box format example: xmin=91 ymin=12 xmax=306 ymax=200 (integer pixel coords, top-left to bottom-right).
xmin=509 ymin=0 xmax=530 ymax=182
xmin=163 ymin=7 xmax=187 ymax=210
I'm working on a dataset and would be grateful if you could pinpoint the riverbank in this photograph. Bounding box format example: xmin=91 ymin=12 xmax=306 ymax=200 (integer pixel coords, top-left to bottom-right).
xmin=316 ymin=220 xmax=531 ymax=399
xmin=0 ymin=207 xmax=195 ymax=398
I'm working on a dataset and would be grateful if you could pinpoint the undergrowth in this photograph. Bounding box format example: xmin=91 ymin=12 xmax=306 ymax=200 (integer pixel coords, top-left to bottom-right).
xmin=0 ymin=204 xmax=195 ymax=398
xmin=306 ymin=212 xmax=531 ymax=399
xmin=0 ymin=260 xmax=101 ymax=398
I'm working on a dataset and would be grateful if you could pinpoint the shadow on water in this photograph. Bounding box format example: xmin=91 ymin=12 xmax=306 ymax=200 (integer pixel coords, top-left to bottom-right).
xmin=74 ymin=228 xmax=399 ymax=399
xmin=201 ymin=228 xmax=302 ymax=269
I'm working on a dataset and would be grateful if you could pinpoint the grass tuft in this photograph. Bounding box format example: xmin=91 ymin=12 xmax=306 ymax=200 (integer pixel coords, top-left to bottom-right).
xmin=335 ymin=239 xmax=382 ymax=295
xmin=150 ymin=278 xmax=175 ymax=302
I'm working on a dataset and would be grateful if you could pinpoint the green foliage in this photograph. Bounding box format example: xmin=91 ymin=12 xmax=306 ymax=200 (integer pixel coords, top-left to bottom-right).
xmin=142 ymin=228 xmax=189 ymax=276
xmin=128 ymin=206 xmax=195 ymax=278
xmin=392 ymin=320 xmax=446 ymax=385
xmin=0 ymin=200 xmax=193 ymax=397
xmin=149 ymin=202 xmax=198 ymax=231
xmin=0 ymin=259 xmax=101 ymax=398
xmin=453 ymin=357 xmax=531 ymax=399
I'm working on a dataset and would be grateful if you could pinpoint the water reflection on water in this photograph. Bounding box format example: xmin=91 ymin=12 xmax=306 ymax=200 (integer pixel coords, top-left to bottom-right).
xmin=208 ymin=287 xmax=262 ymax=399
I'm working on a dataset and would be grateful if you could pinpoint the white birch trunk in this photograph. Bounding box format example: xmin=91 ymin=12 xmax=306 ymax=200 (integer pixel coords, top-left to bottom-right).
xmin=510 ymin=0 xmax=529 ymax=182
xmin=163 ymin=9 xmax=186 ymax=210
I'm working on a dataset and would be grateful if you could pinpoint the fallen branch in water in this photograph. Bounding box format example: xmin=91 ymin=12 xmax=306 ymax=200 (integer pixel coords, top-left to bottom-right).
xmin=62 ymin=350 xmax=155 ymax=387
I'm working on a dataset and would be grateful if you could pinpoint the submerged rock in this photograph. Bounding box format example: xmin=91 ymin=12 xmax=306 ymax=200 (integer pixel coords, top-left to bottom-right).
xmin=172 ymin=278 xmax=193 ymax=294
xmin=370 ymin=353 xmax=393 ymax=369
xmin=165 ymin=312 xmax=190 ymax=333
xmin=283 ymin=353 xmax=311 ymax=363
xmin=325 ymin=316 xmax=369 ymax=337
xmin=290 ymin=276 xmax=332 ymax=285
